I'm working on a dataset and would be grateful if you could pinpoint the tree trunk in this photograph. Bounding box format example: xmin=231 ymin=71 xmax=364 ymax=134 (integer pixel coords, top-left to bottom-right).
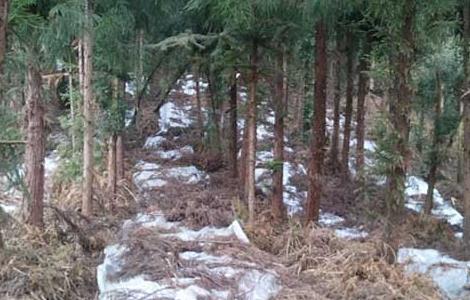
xmin=462 ymin=0 xmax=470 ymax=258
xmin=0 ymin=0 xmax=8 ymax=91
xmin=246 ymin=42 xmax=258 ymax=225
xmin=306 ymin=20 xmax=327 ymax=223
xmin=116 ymin=80 xmax=125 ymax=182
xmin=341 ymin=33 xmax=355 ymax=176
xmin=296 ymin=76 xmax=306 ymax=135
xmin=195 ymin=67 xmax=204 ymax=141
xmin=107 ymin=134 xmax=117 ymax=208
xmin=355 ymin=35 xmax=372 ymax=175
xmin=384 ymin=0 xmax=415 ymax=253
xmin=82 ymin=0 xmax=94 ymax=216
xmin=424 ymin=72 xmax=443 ymax=215
xmin=229 ymin=71 xmax=238 ymax=178
xmin=330 ymin=46 xmax=342 ymax=171
xmin=23 ymin=63 xmax=45 ymax=227
xmin=135 ymin=29 xmax=145 ymax=129
xmin=272 ymin=50 xmax=287 ymax=220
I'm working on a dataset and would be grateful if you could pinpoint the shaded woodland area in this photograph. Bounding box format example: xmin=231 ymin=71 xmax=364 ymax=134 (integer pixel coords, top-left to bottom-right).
xmin=1 ymin=0 xmax=470 ymax=299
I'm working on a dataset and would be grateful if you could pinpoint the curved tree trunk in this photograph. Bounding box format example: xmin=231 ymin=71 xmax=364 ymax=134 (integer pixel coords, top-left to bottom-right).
xmin=82 ymin=0 xmax=94 ymax=216
xmin=24 ymin=62 xmax=45 ymax=227
xmin=246 ymin=42 xmax=258 ymax=225
xmin=341 ymin=33 xmax=354 ymax=177
xmin=306 ymin=20 xmax=327 ymax=223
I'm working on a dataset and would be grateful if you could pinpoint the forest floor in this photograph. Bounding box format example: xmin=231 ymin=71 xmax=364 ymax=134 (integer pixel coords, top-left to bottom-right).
xmin=0 ymin=74 xmax=469 ymax=299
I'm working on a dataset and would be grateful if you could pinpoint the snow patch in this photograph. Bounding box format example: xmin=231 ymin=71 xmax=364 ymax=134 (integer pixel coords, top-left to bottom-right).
xmin=144 ymin=135 xmax=167 ymax=149
xmin=398 ymin=248 xmax=470 ymax=299
xmin=335 ymin=227 xmax=369 ymax=240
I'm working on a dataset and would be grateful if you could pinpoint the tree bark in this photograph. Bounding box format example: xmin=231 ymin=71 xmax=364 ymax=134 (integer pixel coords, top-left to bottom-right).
xmin=341 ymin=33 xmax=355 ymax=176
xmin=0 ymin=0 xmax=8 ymax=82
xmin=23 ymin=62 xmax=45 ymax=227
xmin=107 ymin=134 xmax=117 ymax=208
xmin=229 ymin=71 xmax=238 ymax=178
xmin=355 ymin=35 xmax=372 ymax=175
xmin=116 ymin=80 xmax=125 ymax=182
xmin=384 ymin=0 xmax=415 ymax=250
xmin=330 ymin=46 xmax=342 ymax=171
xmin=82 ymin=0 xmax=94 ymax=216
xmin=462 ymin=0 xmax=470 ymax=258
xmin=306 ymin=20 xmax=327 ymax=223
xmin=195 ymin=67 xmax=204 ymax=142
xmin=424 ymin=72 xmax=443 ymax=215
xmin=246 ymin=42 xmax=258 ymax=225
xmin=272 ymin=50 xmax=287 ymax=220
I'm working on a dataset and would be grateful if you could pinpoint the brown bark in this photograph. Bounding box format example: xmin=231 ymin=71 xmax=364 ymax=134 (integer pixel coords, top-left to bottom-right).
xmin=116 ymin=80 xmax=125 ymax=182
xmin=107 ymin=135 xmax=117 ymax=209
xmin=195 ymin=68 xmax=204 ymax=141
xmin=341 ymin=33 xmax=355 ymax=176
xmin=23 ymin=63 xmax=45 ymax=227
xmin=424 ymin=72 xmax=443 ymax=215
xmin=384 ymin=0 xmax=415 ymax=250
xmin=272 ymin=50 xmax=287 ymax=220
xmin=330 ymin=47 xmax=342 ymax=170
xmin=82 ymin=0 xmax=94 ymax=216
xmin=296 ymin=76 xmax=306 ymax=135
xmin=246 ymin=42 xmax=258 ymax=225
xmin=229 ymin=71 xmax=238 ymax=178
xmin=306 ymin=20 xmax=327 ymax=223
xmin=355 ymin=35 xmax=372 ymax=175
xmin=462 ymin=0 xmax=470 ymax=258
xmin=0 ymin=0 xmax=7 ymax=78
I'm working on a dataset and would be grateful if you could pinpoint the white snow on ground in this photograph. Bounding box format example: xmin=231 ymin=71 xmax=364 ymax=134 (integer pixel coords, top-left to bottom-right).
xmin=154 ymin=145 xmax=194 ymax=160
xmin=319 ymin=212 xmax=345 ymax=226
xmin=335 ymin=228 xmax=369 ymax=239
xmin=158 ymin=102 xmax=193 ymax=134
xmin=133 ymin=161 xmax=208 ymax=191
xmin=177 ymin=74 xmax=208 ymax=96
xmin=398 ymin=248 xmax=470 ymax=299
xmin=124 ymin=108 xmax=135 ymax=127
xmin=98 ymin=213 xmax=280 ymax=300
xmin=143 ymin=135 xmax=167 ymax=149
xmin=405 ymin=176 xmax=463 ymax=228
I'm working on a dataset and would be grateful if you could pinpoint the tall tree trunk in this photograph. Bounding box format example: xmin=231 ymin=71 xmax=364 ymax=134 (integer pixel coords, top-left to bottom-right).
xmin=107 ymin=134 xmax=117 ymax=207
xmin=82 ymin=0 xmax=94 ymax=216
xmin=229 ymin=70 xmax=238 ymax=178
xmin=116 ymin=80 xmax=125 ymax=182
xmin=195 ymin=67 xmax=204 ymax=142
xmin=24 ymin=62 xmax=45 ymax=227
xmin=306 ymin=20 xmax=327 ymax=223
xmin=296 ymin=76 xmax=306 ymax=135
xmin=330 ymin=47 xmax=342 ymax=171
xmin=355 ymin=35 xmax=372 ymax=175
xmin=384 ymin=0 xmax=415 ymax=255
xmin=246 ymin=42 xmax=258 ymax=225
xmin=341 ymin=33 xmax=355 ymax=176
xmin=424 ymin=72 xmax=443 ymax=215
xmin=135 ymin=28 xmax=145 ymax=129
xmin=462 ymin=0 xmax=470 ymax=258
xmin=272 ymin=50 xmax=287 ymax=220
xmin=0 ymin=0 xmax=8 ymax=101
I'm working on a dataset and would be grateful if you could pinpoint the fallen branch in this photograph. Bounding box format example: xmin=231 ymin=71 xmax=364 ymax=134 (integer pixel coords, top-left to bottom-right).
xmin=0 ymin=140 xmax=26 ymax=144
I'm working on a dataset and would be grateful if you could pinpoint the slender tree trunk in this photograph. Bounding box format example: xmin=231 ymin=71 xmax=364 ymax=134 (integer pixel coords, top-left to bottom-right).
xmin=0 ymin=0 xmax=8 ymax=101
xmin=272 ymin=50 xmax=287 ymax=220
xmin=68 ymin=65 xmax=77 ymax=152
xmin=82 ymin=0 xmax=94 ymax=216
xmin=116 ymin=80 xmax=125 ymax=182
xmin=355 ymin=35 xmax=372 ymax=175
xmin=424 ymin=72 xmax=443 ymax=214
xmin=229 ymin=71 xmax=238 ymax=178
xmin=135 ymin=29 xmax=145 ymax=129
xmin=107 ymin=135 xmax=117 ymax=206
xmin=23 ymin=62 xmax=45 ymax=227
xmin=296 ymin=76 xmax=306 ymax=135
xmin=306 ymin=20 xmax=327 ymax=223
xmin=195 ymin=67 xmax=204 ymax=141
xmin=341 ymin=33 xmax=355 ymax=176
xmin=462 ymin=0 xmax=470 ymax=258
xmin=246 ymin=42 xmax=258 ymax=225
xmin=384 ymin=0 xmax=415 ymax=255
xmin=330 ymin=48 xmax=342 ymax=170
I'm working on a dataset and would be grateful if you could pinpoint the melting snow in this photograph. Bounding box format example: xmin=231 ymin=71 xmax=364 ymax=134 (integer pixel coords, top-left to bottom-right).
xmin=405 ymin=176 xmax=463 ymax=228
xmin=154 ymin=146 xmax=194 ymax=160
xmin=158 ymin=102 xmax=192 ymax=133
xmin=335 ymin=228 xmax=369 ymax=240
xmin=144 ymin=135 xmax=167 ymax=149
xmin=398 ymin=248 xmax=470 ymax=299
